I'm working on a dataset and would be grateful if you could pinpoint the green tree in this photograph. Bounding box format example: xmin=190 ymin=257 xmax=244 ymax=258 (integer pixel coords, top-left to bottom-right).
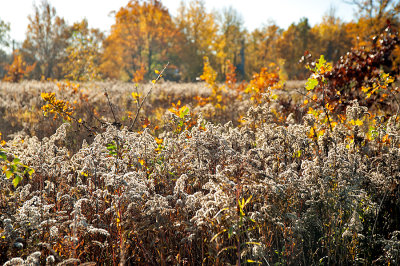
xmin=0 ymin=19 xmax=10 ymax=48
xmin=175 ymin=0 xmax=219 ymax=81
xmin=215 ymin=6 xmax=245 ymax=79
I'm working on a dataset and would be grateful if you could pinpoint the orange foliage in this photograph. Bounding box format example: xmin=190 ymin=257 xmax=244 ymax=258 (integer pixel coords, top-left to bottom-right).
xmin=132 ymin=64 xmax=146 ymax=83
xmin=245 ymin=64 xmax=281 ymax=103
xmin=225 ymin=60 xmax=237 ymax=89
xmin=3 ymin=51 xmax=35 ymax=82
xmin=101 ymin=0 xmax=178 ymax=81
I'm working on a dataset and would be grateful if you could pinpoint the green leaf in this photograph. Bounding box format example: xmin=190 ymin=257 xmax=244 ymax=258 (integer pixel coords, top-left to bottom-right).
xmin=228 ymin=226 xmax=233 ymax=238
xmin=107 ymin=143 xmax=117 ymax=156
xmin=26 ymin=167 xmax=35 ymax=176
xmin=179 ymin=106 xmax=189 ymax=118
xmin=0 ymin=150 xmax=6 ymax=161
xmin=107 ymin=143 xmax=116 ymax=150
xmin=10 ymin=164 xmax=17 ymax=172
xmin=316 ymin=55 xmax=326 ymax=70
xmin=293 ymin=150 xmax=301 ymax=158
xmin=305 ymin=78 xmax=318 ymax=91
xmin=12 ymin=175 xmax=22 ymax=187
xmin=5 ymin=170 xmax=12 ymax=179
xmin=12 ymin=158 xmax=20 ymax=164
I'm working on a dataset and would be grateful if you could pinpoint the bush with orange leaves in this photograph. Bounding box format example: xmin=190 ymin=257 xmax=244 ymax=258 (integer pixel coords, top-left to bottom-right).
xmin=3 ymin=51 xmax=35 ymax=82
xmin=132 ymin=64 xmax=146 ymax=83
xmin=245 ymin=63 xmax=281 ymax=104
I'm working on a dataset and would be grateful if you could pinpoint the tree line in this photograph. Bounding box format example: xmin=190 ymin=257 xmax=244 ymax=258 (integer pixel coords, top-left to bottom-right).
xmin=0 ymin=0 xmax=399 ymax=82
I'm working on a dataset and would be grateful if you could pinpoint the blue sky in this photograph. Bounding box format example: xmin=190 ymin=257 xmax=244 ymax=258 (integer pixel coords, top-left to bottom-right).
xmin=1 ymin=0 xmax=356 ymax=43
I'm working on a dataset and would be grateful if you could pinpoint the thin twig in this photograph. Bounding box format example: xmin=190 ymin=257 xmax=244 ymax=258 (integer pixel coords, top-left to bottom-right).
xmin=128 ymin=62 xmax=169 ymax=131
xmin=372 ymin=188 xmax=389 ymax=238
xmin=387 ymin=86 xmax=400 ymax=121
xmin=46 ymin=101 xmax=97 ymax=135
xmin=104 ymin=88 xmax=118 ymax=124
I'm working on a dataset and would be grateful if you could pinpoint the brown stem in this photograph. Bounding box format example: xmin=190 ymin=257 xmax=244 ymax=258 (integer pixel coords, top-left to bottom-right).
xmin=128 ymin=62 xmax=169 ymax=131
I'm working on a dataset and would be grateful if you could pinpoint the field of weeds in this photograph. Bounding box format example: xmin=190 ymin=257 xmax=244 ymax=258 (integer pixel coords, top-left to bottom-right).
xmin=1 ymin=30 xmax=400 ymax=265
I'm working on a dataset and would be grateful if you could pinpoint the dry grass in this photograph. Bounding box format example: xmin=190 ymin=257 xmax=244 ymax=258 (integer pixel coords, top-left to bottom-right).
xmin=0 ymin=79 xmax=399 ymax=265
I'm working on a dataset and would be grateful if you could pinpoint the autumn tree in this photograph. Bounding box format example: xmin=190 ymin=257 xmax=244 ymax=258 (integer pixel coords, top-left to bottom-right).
xmin=175 ymin=0 xmax=219 ymax=81
xmin=21 ymin=0 xmax=71 ymax=79
xmin=345 ymin=0 xmax=400 ymax=44
xmin=310 ymin=9 xmax=352 ymax=62
xmin=101 ymin=0 xmax=178 ymax=81
xmin=215 ymin=7 xmax=245 ymax=79
xmin=63 ymin=19 xmax=104 ymax=81
xmin=343 ymin=0 xmax=400 ymax=71
xmin=346 ymin=0 xmax=400 ymax=21
xmin=245 ymin=22 xmax=282 ymax=79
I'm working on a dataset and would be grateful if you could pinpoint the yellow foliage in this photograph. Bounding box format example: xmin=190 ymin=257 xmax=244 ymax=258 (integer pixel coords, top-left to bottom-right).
xmin=200 ymin=56 xmax=217 ymax=86
xmin=41 ymin=92 xmax=74 ymax=121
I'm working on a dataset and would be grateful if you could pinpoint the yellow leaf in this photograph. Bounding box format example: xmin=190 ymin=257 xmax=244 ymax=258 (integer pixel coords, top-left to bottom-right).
xmin=350 ymin=119 xmax=363 ymax=126
xmin=309 ymin=127 xmax=315 ymax=137
xmin=155 ymin=69 xmax=160 ymax=74
xmin=152 ymin=80 xmax=156 ymax=84
xmin=361 ymin=86 xmax=370 ymax=93
xmin=325 ymin=102 xmax=334 ymax=112
xmin=131 ymin=92 xmax=141 ymax=100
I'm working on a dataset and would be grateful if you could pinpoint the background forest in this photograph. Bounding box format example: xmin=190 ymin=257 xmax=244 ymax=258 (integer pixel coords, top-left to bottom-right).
xmin=1 ymin=0 xmax=400 ymax=265
xmin=0 ymin=0 xmax=399 ymax=83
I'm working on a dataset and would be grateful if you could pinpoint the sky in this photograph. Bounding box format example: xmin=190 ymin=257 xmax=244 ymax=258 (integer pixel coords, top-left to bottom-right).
xmin=0 ymin=0 xmax=356 ymax=44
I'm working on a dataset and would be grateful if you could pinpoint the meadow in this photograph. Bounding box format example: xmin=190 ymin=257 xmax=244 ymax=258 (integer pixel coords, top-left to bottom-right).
xmin=1 ymin=29 xmax=400 ymax=265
